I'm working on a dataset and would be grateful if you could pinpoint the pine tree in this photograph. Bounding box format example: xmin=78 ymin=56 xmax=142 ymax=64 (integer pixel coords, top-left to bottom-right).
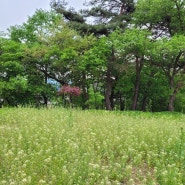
xmin=50 ymin=0 xmax=135 ymax=36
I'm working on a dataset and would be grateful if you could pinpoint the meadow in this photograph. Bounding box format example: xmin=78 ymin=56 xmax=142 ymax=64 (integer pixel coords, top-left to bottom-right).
xmin=0 ymin=108 xmax=185 ymax=185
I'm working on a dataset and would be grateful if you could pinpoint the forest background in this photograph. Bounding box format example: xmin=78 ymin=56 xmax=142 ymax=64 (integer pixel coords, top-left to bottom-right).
xmin=0 ymin=0 xmax=185 ymax=112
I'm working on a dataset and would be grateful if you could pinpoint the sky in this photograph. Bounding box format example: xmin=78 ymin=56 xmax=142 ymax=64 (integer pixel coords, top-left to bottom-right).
xmin=0 ymin=0 xmax=86 ymax=32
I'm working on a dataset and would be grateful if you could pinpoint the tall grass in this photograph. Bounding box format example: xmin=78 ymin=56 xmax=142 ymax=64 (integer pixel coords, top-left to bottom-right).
xmin=0 ymin=108 xmax=185 ymax=185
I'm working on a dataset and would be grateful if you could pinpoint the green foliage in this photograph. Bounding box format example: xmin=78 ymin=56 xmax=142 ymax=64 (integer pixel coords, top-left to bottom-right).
xmin=134 ymin=0 xmax=185 ymax=36
xmin=175 ymin=88 xmax=185 ymax=113
xmin=86 ymin=86 xmax=104 ymax=109
xmin=118 ymin=28 xmax=152 ymax=57
xmin=80 ymin=36 xmax=109 ymax=70
xmin=6 ymin=76 xmax=27 ymax=91
xmin=9 ymin=9 xmax=63 ymax=43
xmin=0 ymin=3 xmax=185 ymax=111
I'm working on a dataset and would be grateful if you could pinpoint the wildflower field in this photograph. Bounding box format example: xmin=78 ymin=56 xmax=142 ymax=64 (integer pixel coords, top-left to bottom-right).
xmin=0 ymin=108 xmax=185 ymax=185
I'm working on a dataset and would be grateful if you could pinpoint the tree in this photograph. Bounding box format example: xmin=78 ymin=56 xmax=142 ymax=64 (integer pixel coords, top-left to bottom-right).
xmin=9 ymin=9 xmax=62 ymax=43
xmin=134 ymin=0 xmax=185 ymax=37
xmin=12 ymin=9 xmax=97 ymax=108
xmin=114 ymin=28 xmax=152 ymax=110
xmin=9 ymin=10 xmax=73 ymax=107
xmin=79 ymin=30 xmax=129 ymax=110
xmin=51 ymin=0 xmax=137 ymax=110
xmin=0 ymin=38 xmax=27 ymax=106
xmin=51 ymin=0 xmax=135 ymax=36
xmin=133 ymin=0 xmax=185 ymax=111
xmin=151 ymin=35 xmax=185 ymax=111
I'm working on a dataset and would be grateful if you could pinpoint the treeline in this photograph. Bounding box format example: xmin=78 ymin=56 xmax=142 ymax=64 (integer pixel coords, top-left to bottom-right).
xmin=0 ymin=0 xmax=185 ymax=112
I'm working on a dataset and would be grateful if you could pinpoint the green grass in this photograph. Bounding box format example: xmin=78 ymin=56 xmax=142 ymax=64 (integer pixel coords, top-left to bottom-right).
xmin=0 ymin=108 xmax=185 ymax=185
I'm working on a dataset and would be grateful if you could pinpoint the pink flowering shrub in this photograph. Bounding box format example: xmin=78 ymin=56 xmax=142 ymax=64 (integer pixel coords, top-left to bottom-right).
xmin=58 ymin=85 xmax=81 ymax=96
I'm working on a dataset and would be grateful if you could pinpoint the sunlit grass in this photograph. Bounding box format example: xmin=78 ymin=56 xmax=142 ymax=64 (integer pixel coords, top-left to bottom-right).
xmin=0 ymin=108 xmax=185 ymax=184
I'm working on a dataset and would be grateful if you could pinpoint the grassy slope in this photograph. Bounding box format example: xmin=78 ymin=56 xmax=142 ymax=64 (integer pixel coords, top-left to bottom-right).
xmin=0 ymin=108 xmax=185 ymax=185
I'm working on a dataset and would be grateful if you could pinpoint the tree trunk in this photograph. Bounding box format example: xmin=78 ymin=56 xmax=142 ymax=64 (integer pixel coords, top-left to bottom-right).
xmin=141 ymin=96 xmax=147 ymax=111
xmin=42 ymin=67 xmax=48 ymax=107
xmin=132 ymin=57 xmax=143 ymax=110
xmin=35 ymin=94 xmax=40 ymax=109
xmin=105 ymin=67 xmax=112 ymax=110
xmin=168 ymin=76 xmax=175 ymax=112
xmin=105 ymin=46 xmax=115 ymax=110
xmin=81 ymin=72 xmax=89 ymax=110
xmin=168 ymin=95 xmax=175 ymax=112
xmin=119 ymin=93 xmax=125 ymax=111
xmin=168 ymin=80 xmax=183 ymax=112
xmin=141 ymin=70 xmax=154 ymax=111
xmin=43 ymin=95 xmax=48 ymax=107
